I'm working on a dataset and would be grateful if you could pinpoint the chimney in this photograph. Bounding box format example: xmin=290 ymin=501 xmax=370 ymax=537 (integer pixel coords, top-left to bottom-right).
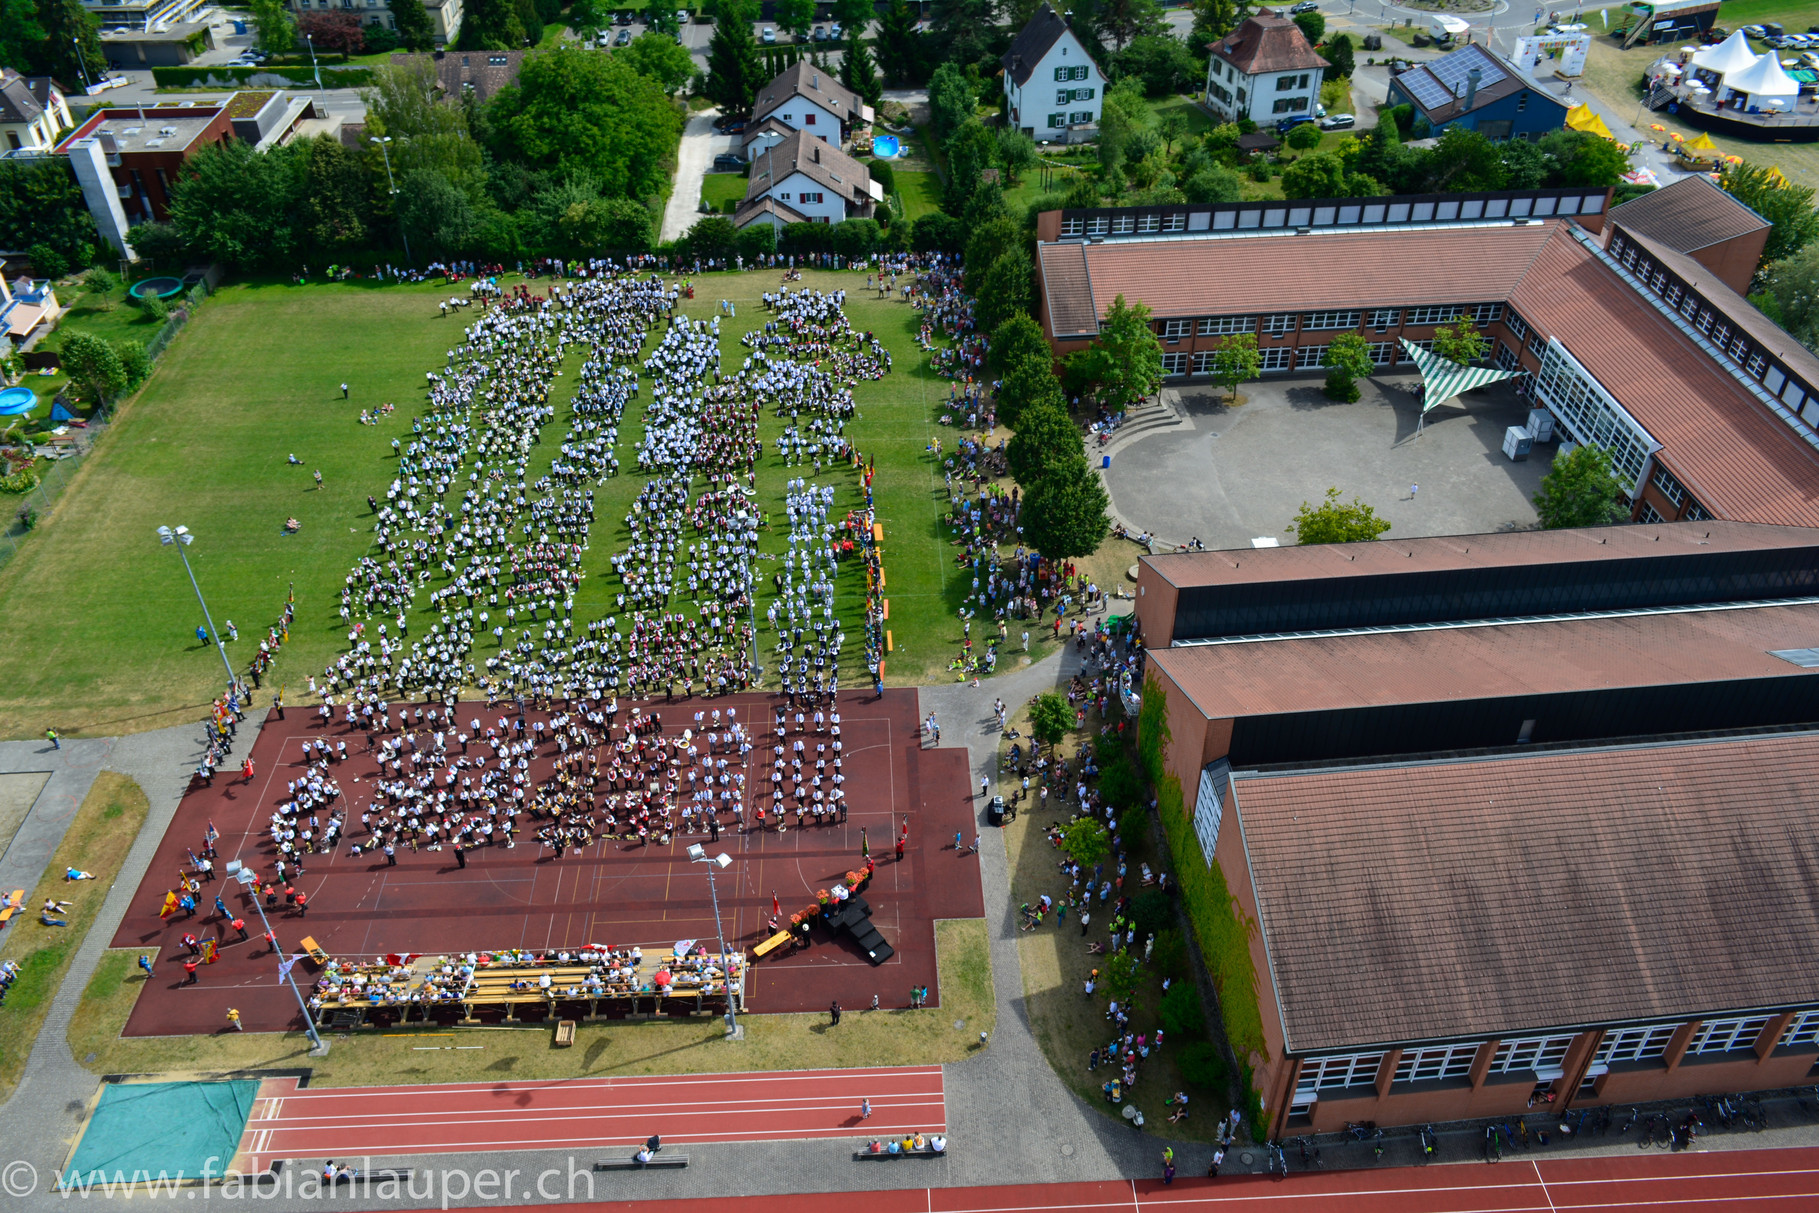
xmin=1464 ymin=66 xmax=1481 ymax=111
xmin=812 ymin=73 xmax=819 ymax=88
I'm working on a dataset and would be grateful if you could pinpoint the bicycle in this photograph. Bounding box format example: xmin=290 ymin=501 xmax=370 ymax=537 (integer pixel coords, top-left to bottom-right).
xmin=1265 ymin=1140 xmax=1287 ymax=1179
xmin=1484 ymin=1124 xmax=1502 ymax=1163
xmin=1289 ymin=1136 xmax=1321 ymax=1170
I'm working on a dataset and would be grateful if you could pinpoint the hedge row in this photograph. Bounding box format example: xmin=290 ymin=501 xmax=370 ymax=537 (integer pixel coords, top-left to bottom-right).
xmin=1138 ymin=675 xmax=1269 ymax=1137
xmin=151 ymin=65 xmax=376 ymax=88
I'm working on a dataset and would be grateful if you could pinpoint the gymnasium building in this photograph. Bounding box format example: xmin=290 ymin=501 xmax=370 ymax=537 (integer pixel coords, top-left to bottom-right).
xmin=1134 ymin=520 xmax=1819 ymax=1135
xmin=1033 ymin=177 xmax=1819 ymax=529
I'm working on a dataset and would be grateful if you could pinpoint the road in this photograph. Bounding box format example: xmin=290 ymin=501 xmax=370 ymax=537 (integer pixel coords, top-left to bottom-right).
xmin=661 ymin=107 xmax=733 ymax=243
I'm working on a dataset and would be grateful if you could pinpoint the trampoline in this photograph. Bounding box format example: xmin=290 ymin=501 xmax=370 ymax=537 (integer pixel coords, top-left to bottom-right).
xmin=0 ymin=386 xmax=33 ymax=415
xmin=61 ymin=1080 xmax=258 ymax=1188
xmin=129 ymin=277 xmax=184 ymax=301
xmin=872 ymin=135 xmax=901 ymax=158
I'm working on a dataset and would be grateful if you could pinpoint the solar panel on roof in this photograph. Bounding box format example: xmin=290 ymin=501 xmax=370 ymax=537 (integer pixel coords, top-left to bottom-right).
xmin=1401 ymin=69 xmax=1454 ymax=110
xmin=1429 ymin=45 xmax=1505 ymax=95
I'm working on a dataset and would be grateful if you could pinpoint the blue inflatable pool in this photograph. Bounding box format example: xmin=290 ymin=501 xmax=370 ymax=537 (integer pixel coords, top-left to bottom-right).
xmin=0 ymin=386 xmax=35 ymax=416
xmin=872 ymin=135 xmax=900 ymax=158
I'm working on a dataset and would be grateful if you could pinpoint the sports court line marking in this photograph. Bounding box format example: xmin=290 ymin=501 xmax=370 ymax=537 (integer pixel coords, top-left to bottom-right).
xmin=1531 ymin=1160 xmax=1557 ymax=1213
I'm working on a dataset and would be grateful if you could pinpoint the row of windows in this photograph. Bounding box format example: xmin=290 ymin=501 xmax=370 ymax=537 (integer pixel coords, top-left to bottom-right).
xmin=1297 ymin=1014 xmax=1819 ymax=1099
xmin=1303 ymin=310 xmax=1362 ymax=331
xmin=1046 ymin=111 xmax=1096 ymax=127
xmin=1152 ymin=306 xmax=1502 ymax=336
xmin=1055 ymin=87 xmax=1095 ymax=104
xmin=1272 ymin=97 xmax=1310 ymax=114
xmin=1053 ymin=64 xmax=1091 ymax=81
xmin=1170 ymin=342 xmax=1408 ymax=376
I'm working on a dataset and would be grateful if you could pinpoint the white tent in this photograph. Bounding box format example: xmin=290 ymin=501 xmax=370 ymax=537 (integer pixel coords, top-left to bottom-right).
xmin=1723 ymin=51 xmax=1801 ymax=107
xmin=1690 ymin=29 xmax=1760 ymax=78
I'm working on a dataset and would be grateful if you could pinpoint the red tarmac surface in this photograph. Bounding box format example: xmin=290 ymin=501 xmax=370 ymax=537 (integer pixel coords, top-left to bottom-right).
xmin=235 ymin=1067 xmax=946 ymax=1172
xmin=113 ymin=689 xmax=982 ymax=1034
xmin=431 ymin=1147 xmax=1819 ymax=1213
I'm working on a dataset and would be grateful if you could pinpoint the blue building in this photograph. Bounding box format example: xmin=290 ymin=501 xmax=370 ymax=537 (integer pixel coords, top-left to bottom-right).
xmin=1386 ymin=44 xmax=1569 ymax=141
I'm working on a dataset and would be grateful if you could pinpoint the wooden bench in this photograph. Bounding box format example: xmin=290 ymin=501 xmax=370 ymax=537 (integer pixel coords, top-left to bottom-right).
xmin=554 ymin=1019 xmax=576 ymax=1047
xmin=0 ymin=889 xmax=24 ymax=929
xmin=299 ymin=936 xmax=329 ymax=964
xmin=854 ymin=1147 xmax=946 ymax=1161
xmin=593 ymin=1154 xmax=688 ymax=1171
xmin=752 ymin=930 xmax=792 ymax=958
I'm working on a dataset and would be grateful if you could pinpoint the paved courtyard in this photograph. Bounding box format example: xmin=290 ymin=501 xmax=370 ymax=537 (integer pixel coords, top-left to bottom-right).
xmin=1103 ymin=373 xmax=1557 ymax=550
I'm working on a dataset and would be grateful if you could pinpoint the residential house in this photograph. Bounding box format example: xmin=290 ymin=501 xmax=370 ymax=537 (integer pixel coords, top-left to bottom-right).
xmin=288 ymin=0 xmax=460 ymax=42
xmin=0 ymin=272 xmax=62 ymax=344
xmin=735 ymin=129 xmax=879 ymax=229
xmin=0 ymin=70 xmax=73 ymax=156
xmin=1002 ymin=1 xmax=1108 ymax=137
xmin=1386 ymin=43 xmax=1569 ymax=141
xmin=1204 ymin=11 xmax=1328 ymax=126
xmin=54 ymin=103 xmax=235 ymax=230
xmin=751 ymin=61 xmax=873 ymax=149
xmin=390 ymin=50 xmax=526 ymax=103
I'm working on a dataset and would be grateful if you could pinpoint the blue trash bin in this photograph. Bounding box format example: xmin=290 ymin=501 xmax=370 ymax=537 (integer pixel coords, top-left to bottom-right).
xmin=1101 ymin=454 xmax=1110 ymax=468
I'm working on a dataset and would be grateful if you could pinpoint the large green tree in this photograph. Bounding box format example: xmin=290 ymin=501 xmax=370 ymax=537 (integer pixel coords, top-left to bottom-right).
xmin=297 ymin=134 xmax=371 ymax=249
xmin=457 ymin=0 xmax=525 ymax=49
xmin=775 ymin=0 xmax=815 ymax=38
xmin=1095 ymin=0 xmax=1164 ymax=49
xmin=873 ymin=0 xmax=926 ymax=85
xmin=35 ymin=0 xmax=105 ymax=90
xmin=1209 ymin=332 xmax=1259 ymax=403
xmin=1532 ymin=444 xmax=1631 ymax=529
xmin=0 ymin=158 xmax=97 ymax=268
xmin=396 ymin=166 xmax=480 ymax=255
xmin=487 ymin=47 xmax=682 ymax=199
xmin=1075 ymin=293 xmax=1163 ymax=409
xmin=1322 ymin=332 xmax=1373 ymax=402
xmin=942 ymin=119 xmax=996 ymax=215
xmin=974 ymin=247 xmax=1033 ymax=336
xmin=926 ymin=61 xmax=973 ymax=139
xmin=1290 ymin=487 xmax=1391 ymax=545
xmin=1190 ymin=0 xmax=1239 ymax=58
xmin=1114 ymin=32 xmax=1199 ymax=96
xmin=166 ymin=139 xmax=303 ymax=269
xmin=1023 ymin=456 xmax=1112 ymax=559
xmin=705 ymin=3 xmax=765 ymax=115
xmin=991 ymin=314 xmax=1053 ymax=377
xmin=390 ymin=0 xmax=436 ymax=49
xmin=996 ymin=357 xmax=1065 ymax=428
xmin=1762 ymin=242 xmax=1819 ymax=353
xmin=840 ymin=33 xmax=882 ymax=107
xmin=1722 ymin=162 xmax=1819 ymax=271
xmin=1007 ymin=400 xmax=1081 ymax=485
xmin=58 ymin=331 xmax=126 ymax=405
xmin=621 ymin=30 xmax=696 ymax=94
xmin=250 ymin=0 xmax=298 ymax=55
xmin=1432 ymin=314 xmax=1487 ymax=364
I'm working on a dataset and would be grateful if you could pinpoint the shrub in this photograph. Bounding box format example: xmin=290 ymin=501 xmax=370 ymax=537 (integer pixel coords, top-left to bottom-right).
xmin=0 ymin=469 xmax=40 ymax=494
xmin=16 ymin=503 xmax=36 ymax=531
xmin=1159 ymin=980 xmax=1204 ymax=1038
xmin=114 ymin=340 xmax=151 ymax=387
xmin=1248 ymin=160 xmax=1272 ymax=182
xmin=1177 ymin=1040 xmax=1228 ymax=1088
xmin=25 ymin=243 xmax=69 ymax=279
xmin=1285 ymin=122 xmax=1321 ymax=151
xmin=869 ymin=158 xmax=896 ymax=194
xmin=1060 ymin=816 xmax=1110 ymax=866
xmin=1130 ymin=887 xmax=1172 ymax=938
xmin=1151 ymin=926 xmax=1188 ymax=981
xmin=1030 ymin=691 xmax=1071 ymax=744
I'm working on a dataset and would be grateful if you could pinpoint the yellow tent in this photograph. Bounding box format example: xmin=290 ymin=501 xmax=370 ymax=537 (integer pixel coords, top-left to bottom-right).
xmin=1770 ymin=165 xmax=1793 ymax=187
xmin=1685 ymin=132 xmax=1718 ymax=153
xmin=1565 ymin=103 xmax=1600 ymax=129
xmin=1577 ymin=112 xmax=1615 ymax=140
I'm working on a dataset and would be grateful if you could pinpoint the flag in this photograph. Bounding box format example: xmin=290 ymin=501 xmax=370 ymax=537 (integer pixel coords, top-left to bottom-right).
xmin=206 ymin=821 xmax=219 ymax=843
xmin=771 ymin=891 xmax=780 ymax=918
xmin=187 ymin=848 xmax=200 ymax=869
xmin=201 ymin=939 xmax=217 ymax=963
xmin=276 ymin=952 xmax=305 ymax=984
xmin=159 ymin=891 xmax=178 ymax=919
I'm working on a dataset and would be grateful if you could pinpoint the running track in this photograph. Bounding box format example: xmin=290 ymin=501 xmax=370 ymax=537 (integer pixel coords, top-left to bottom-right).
xmin=235 ymin=1066 xmax=944 ymax=1171
xmin=435 ymin=1149 xmax=1819 ymax=1212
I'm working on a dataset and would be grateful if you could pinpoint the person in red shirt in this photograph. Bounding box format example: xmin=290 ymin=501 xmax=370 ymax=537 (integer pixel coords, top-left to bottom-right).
xmin=181 ymin=958 xmax=199 ymax=985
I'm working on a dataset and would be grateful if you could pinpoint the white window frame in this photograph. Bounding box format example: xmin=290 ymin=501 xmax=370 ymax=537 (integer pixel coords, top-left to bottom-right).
xmin=1595 ymin=1023 xmax=1679 ymax=1064
xmin=1687 ymin=1016 xmax=1771 ymax=1057
xmin=1259 ymin=346 xmax=1293 ymax=372
xmin=1405 ymin=305 xmax=1467 ymax=326
xmin=1302 ymin=310 xmax=1361 ymax=331
xmin=1161 ymin=352 xmax=1190 ymax=376
xmin=1489 ymin=1034 xmax=1576 ymax=1074
xmin=1296 ymin=1052 xmax=1385 ymax=1094
xmin=1368 ymin=308 xmax=1400 ymax=329
xmin=1262 ymin=313 xmax=1297 ymax=335
xmin=1781 ymin=1010 xmax=1819 ymax=1048
xmin=1161 ymin=319 xmax=1192 ymax=339
xmin=1394 ymin=1044 xmax=1479 ymax=1084
xmin=1200 ymin=315 xmax=1256 ymax=335
xmin=1296 ymin=344 xmax=1328 ymax=369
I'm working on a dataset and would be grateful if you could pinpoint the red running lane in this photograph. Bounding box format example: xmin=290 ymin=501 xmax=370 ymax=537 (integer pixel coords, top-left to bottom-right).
xmin=417 ymin=1146 xmax=1819 ymax=1213
xmin=237 ymin=1066 xmax=944 ymax=1170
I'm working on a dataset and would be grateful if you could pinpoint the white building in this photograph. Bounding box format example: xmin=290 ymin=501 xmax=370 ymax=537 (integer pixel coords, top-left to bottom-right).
xmin=750 ymin=61 xmax=872 ymax=149
xmin=1002 ymin=1 xmax=1107 ymax=137
xmin=0 ymin=70 xmax=72 ymax=155
xmin=81 ymin=0 xmax=205 ymax=33
xmin=1204 ymin=11 xmax=1328 ymax=127
xmin=284 ymin=0 xmax=461 ymax=42
xmin=735 ymin=129 xmax=879 ymax=229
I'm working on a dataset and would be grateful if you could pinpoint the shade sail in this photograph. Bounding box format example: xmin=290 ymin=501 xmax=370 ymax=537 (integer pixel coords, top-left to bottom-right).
xmin=1400 ymin=339 xmax=1521 ymax=414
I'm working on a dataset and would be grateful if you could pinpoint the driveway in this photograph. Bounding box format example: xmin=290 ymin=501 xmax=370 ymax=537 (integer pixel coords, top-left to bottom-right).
xmin=662 ymin=107 xmax=730 ymax=244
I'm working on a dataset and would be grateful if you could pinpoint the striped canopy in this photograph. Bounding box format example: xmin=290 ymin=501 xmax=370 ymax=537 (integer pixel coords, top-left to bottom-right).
xmin=1399 ymin=339 xmax=1521 ymax=414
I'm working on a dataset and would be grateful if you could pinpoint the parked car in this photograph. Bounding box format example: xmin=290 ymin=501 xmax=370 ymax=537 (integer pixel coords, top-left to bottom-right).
xmin=615 ymin=9 xmax=632 ymax=23
xmin=761 ymin=24 xmax=775 ymax=41
xmin=1289 ymin=0 xmax=1319 ymax=11
xmin=1276 ymin=114 xmax=1316 ymax=133
xmin=1742 ymin=23 xmax=1768 ymax=38
xmin=812 ymin=24 xmax=828 ymax=40
xmin=715 ymin=116 xmax=747 ymax=133
xmin=1318 ymin=112 xmax=1355 ymax=130
xmin=712 ymin=152 xmax=746 ymax=171
xmin=614 ymin=27 xmax=632 ymax=44
xmin=829 ymin=22 xmax=842 ymax=38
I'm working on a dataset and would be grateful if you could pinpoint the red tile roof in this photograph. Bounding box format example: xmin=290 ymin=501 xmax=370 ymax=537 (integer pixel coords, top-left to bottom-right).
xmin=1232 ymin=731 xmax=1819 ymax=1051
xmin=1149 ymin=600 xmax=1819 ymax=720
xmin=1210 ymin=13 xmax=1329 ymax=76
xmin=1608 ymin=174 xmax=1769 ymax=255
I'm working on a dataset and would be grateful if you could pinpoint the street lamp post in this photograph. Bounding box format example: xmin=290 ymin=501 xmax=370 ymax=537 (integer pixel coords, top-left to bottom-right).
xmin=156 ymin=525 xmax=237 ymax=690
xmin=305 ymin=32 xmax=322 ymax=90
xmin=71 ymin=36 xmax=93 ymax=91
xmin=370 ymin=136 xmax=414 ymax=266
xmin=228 ymin=863 xmax=327 ymax=1055
xmin=687 ymin=845 xmax=741 ymax=1038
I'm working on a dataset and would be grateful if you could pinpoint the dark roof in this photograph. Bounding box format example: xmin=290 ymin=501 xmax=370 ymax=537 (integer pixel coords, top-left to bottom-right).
xmin=1003 ymin=2 xmax=1102 ymax=87
xmin=753 ymin=60 xmax=866 ymax=126
xmin=0 ymin=69 xmax=47 ymax=126
xmin=1609 ymin=174 xmax=1770 ymax=255
xmin=1235 ymin=130 xmax=1280 ymax=153
xmin=733 ymin=195 xmax=810 ymax=228
xmin=1149 ymin=599 xmax=1819 ymax=720
xmin=1390 ymin=43 xmax=1551 ymax=123
xmin=1141 ymin=518 xmax=1819 ymax=589
xmin=746 ymin=129 xmax=872 ymax=205
xmin=740 ymin=115 xmax=794 ymax=150
xmin=1209 ymin=13 xmax=1328 ymax=76
xmin=1037 ymin=240 xmax=1096 ymax=338
xmin=391 ymin=51 xmax=526 ymax=103
xmin=1232 ymin=730 xmax=1819 ymax=1052
xmin=1618 ymin=225 xmax=1819 ymax=418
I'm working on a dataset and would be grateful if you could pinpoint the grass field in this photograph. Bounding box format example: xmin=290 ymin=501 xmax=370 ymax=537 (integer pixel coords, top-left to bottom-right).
xmin=70 ymin=918 xmax=992 ymax=1082
xmin=0 ymin=771 xmax=148 ymax=1102
xmin=699 ymin=171 xmax=748 ymax=214
xmin=0 ymin=268 xmax=1096 ymax=737
xmin=895 ymin=170 xmax=945 ymax=219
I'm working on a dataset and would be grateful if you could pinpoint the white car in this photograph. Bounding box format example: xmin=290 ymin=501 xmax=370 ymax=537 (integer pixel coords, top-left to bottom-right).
xmin=761 ymin=25 xmax=775 ymax=42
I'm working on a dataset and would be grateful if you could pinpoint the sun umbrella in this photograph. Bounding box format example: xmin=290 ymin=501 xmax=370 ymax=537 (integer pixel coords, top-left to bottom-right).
xmin=1649 ymin=123 xmax=1666 ymax=131
xmin=1670 ymin=131 xmax=1685 ymax=141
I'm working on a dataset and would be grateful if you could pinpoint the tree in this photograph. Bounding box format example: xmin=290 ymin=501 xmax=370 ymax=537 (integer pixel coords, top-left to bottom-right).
xmin=299 ymin=10 xmax=366 ymax=54
xmin=1290 ymin=487 xmax=1391 ymax=544
xmin=1176 ymin=1040 xmax=1228 ymax=1087
xmin=942 ymin=119 xmax=996 ymax=215
xmin=1323 ymin=31 xmax=1352 ymax=80
xmin=1097 ymin=78 xmax=1154 ymax=170
xmin=1190 ymin=0 xmax=1239 ymax=57
xmin=1061 ymin=815 xmax=1110 ymax=865
xmin=396 ymin=166 xmax=479 ymax=255
xmin=775 ymin=0 xmax=815 ymax=38
xmin=1007 ymin=400 xmax=1081 ymax=485
xmin=365 ymin=59 xmax=487 ymax=195
xmin=1284 ymin=121 xmax=1321 ymax=151
xmin=166 ymin=139 xmax=303 ymax=269
xmin=974 ymin=248 xmax=1033 ymax=337
xmin=1209 ymin=332 xmax=1259 ymax=403
xmin=1762 ymin=243 xmax=1819 ymax=352
xmin=1030 ymin=690 xmax=1073 ymax=744
xmin=874 ymin=0 xmax=925 ymax=85
xmin=1291 ymin=9 xmax=1323 ymax=44
xmin=58 ymin=331 xmax=126 ymax=404
xmin=1182 ymin=162 xmax=1242 ymax=203
xmin=1432 ymin=314 xmax=1487 ymax=364
xmin=23 ymin=0 xmax=106 ymax=92
xmin=388 ymin=0 xmax=435 ymax=48
xmin=704 ymin=6 xmax=765 ymax=116
xmin=487 ymin=47 xmax=683 ymax=200
xmin=0 ymin=158 xmax=98 ymax=268
xmin=645 ymin=3 xmax=680 ymax=36
xmin=839 ymin=33 xmax=881 ymax=106
xmin=1023 ymin=455 xmax=1112 ymax=558
xmin=1535 ymin=127 xmax=1627 ymax=189
xmin=1532 ymin=444 xmax=1630 ymax=530
xmin=991 ymin=314 xmax=1052 ymax=377
xmin=910 ymin=211 xmax=965 ymax=252
xmin=114 ymin=339 xmax=150 ymax=389
xmin=927 ymin=61 xmax=973 ymax=139
xmin=963 ymin=216 xmax=1021 ymax=291
xmin=1722 ymin=161 xmax=1819 ymax=271
xmin=1114 ymin=33 xmax=1200 ymax=96
xmin=515 ymin=0 xmax=544 ymax=46
xmin=1096 ymin=0 xmax=1165 ymax=49
xmin=1279 ymin=150 xmax=1346 ymax=199
xmin=1322 ymin=332 xmax=1373 ymax=402
xmin=457 ymin=0 xmax=525 ymax=49
xmin=1072 ymin=293 xmax=1163 ymax=409
xmin=1159 ymin=981 xmax=1204 ymax=1038
xmin=250 ymin=0 xmax=297 ymax=54
xmin=1498 ymin=136 xmax=1552 ymax=190
xmin=997 ymin=358 xmax=1065 ymax=429
xmin=1422 ymin=127 xmax=1506 ymax=193
xmin=996 ymin=128 xmax=1037 ymax=185
xmin=297 ymin=135 xmax=371 ymax=250
xmin=621 ymin=31 xmax=696 ymax=94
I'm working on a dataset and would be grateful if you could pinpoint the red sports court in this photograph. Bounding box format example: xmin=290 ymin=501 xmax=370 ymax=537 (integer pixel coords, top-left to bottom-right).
xmin=113 ymin=688 xmax=981 ymax=1034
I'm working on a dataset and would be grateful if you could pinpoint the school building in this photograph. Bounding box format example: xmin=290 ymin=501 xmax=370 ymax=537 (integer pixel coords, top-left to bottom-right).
xmin=1134 ymin=519 xmax=1819 ymax=1135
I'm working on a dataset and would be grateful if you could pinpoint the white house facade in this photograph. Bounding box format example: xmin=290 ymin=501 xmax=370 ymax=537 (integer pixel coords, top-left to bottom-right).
xmin=1002 ymin=2 xmax=1108 ymax=136
xmin=751 ymin=62 xmax=872 ymax=148
xmin=1205 ymin=12 xmax=1328 ymax=126
xmin=736 ymin=130 xmax=880 ymax=229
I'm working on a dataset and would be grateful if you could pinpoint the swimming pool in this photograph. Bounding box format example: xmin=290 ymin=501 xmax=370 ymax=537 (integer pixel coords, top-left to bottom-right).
xmin=0 ymin=386 xmax=34 ymax=416
xmin=872 ymin=135 xmax=901 ymax=158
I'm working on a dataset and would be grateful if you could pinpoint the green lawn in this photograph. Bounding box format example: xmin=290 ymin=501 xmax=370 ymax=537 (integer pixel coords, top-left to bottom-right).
xmin=700 ymin=170 xmax=748 ymax=214
xmin=0 ymin=268 xmax=1048 ymax=737
xmin=895 ymin=170 xmax=944 ymax=219
xmin=1151 ymin=94 xmax=1214 ymax=136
